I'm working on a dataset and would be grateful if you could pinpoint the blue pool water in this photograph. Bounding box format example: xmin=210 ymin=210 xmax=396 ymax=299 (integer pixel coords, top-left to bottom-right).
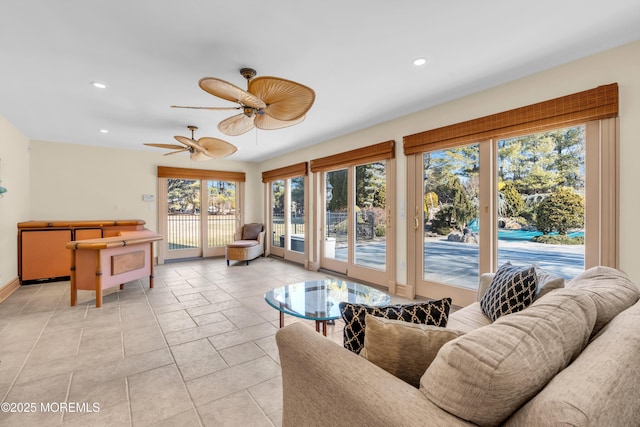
xmin=466 ymin=219 xmax=584 ymax=241
xmin=497 ymin=229 xmax=584 ymax=241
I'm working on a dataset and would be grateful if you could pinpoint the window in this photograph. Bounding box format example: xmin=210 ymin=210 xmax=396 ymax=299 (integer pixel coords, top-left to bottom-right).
xmin=405 ymin=84 xmax=618 ymax=305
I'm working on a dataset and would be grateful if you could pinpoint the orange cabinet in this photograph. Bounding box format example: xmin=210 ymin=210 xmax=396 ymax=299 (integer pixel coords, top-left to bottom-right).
xmin=18 ymin=220 xmax=146 ymax=284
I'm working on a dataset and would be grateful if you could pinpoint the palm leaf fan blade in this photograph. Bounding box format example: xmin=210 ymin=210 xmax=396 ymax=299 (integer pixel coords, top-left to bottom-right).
xmin=198 ymin=138 xmax=237 ymax=158
xmin=199 ymin=77 xmax=266 ymax=110
xmin=248 ymin=77 xmax=315 ymax=121
xmin=190 ymin=151 xmax=213 ymax=161
xmin=254 ymin=114 xmax=305 ymax=131
xmin=144 ymin=143 xmax=185 ymax=150
xmin=164 ymin=149 xmax=188 ymax=156
xmin=218 ymin=113 xmax=255 ymax=136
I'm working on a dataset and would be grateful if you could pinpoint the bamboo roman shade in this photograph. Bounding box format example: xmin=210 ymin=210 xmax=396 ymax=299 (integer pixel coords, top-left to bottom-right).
xmin=157 ymin=166 xmax=245 ymax=182
xmin=310 ymin=140 xmax=395 ymax=172
xmin=403 ymin=83 xmax=618 ymax=155
xmin=261 ymin=162 xmax=308 ymax=183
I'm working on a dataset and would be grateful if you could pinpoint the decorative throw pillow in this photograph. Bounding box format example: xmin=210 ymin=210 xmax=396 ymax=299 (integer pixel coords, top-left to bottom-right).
xmin=242 ymin=223 xmax=262 ymax=240
xmin=480 ymin=262 xmax=537 ymax=321
xmin=360 ymin=315 xmax=464 ymax=387
xmin=533 ymin=265 xmax=564 ymax=299
xmin=339 ymin=298 xmax=452 ymax=354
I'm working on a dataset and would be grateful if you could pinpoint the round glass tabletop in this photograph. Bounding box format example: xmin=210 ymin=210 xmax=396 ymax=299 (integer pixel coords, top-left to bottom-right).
xmin=264 ymin=279 xmax=390 ymax=321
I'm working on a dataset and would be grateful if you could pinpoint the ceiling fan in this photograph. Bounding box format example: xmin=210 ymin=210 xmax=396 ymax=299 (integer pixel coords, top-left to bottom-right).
xmin=143 ymin=125 xmax=237 ymax=161
xmin=172 ymin=68 xmax=315 ymax=136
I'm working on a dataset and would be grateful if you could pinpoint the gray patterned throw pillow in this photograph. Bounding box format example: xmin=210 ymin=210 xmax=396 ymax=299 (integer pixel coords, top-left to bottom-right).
xmin=480 ymin=263 xmax=537 ymax=321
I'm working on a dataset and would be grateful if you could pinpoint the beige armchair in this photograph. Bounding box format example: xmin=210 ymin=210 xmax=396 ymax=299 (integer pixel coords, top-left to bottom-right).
xmin=225 ymin=223 xmax=265 ymax=266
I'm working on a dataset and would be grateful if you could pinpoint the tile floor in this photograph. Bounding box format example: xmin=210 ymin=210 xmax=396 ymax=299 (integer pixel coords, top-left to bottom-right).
xmin=0 ymin=256 xmax=412 ymax=426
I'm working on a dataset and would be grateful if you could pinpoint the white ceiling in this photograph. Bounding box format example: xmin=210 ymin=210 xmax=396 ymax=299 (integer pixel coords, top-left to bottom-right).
xmin=2 ymin=1 xmax=639 ymax=162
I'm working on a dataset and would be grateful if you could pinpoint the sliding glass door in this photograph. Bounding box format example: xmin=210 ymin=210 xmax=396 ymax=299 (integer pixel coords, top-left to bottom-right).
xmin=269 ymin=175 xmax=307 ymax=264
xmin=322 ymin=160 xmax=391 ymax=285
xmin=157 ymin=167 xmax=244 ymax=263
xmin=412 ymin=125 xmax=590 ymax=306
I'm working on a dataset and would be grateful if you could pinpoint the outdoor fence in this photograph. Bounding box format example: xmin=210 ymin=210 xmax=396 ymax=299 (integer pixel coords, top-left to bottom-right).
xmin=167 ymin=213 xmax=236 ymax=250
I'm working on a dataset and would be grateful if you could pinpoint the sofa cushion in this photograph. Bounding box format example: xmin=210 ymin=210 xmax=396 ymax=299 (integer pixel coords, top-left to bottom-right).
xmin=420 ymin=289 xmax=597 ymax=426
xmin=360 ymin=315 xmax=464 ymax=388
xmin=480 ymin=262 xmax=537 ymax=321
xmin=446 ymin=302 xmax=492 ymax=333
xmin=504 ymin=300 xmax=640 ymax=426
xmin=339 ymin=298 xmax=451 ymax=354
xmin=241 ymin=223 xmax=263 ymax=240
xmin=225 ymin=240 xmax=260 ymax=248
xmin=565 ymin=266 xmax=639 ymax=336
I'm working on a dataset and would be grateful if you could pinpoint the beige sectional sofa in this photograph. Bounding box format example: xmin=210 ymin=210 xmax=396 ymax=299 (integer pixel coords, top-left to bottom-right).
xmin=275 ymin=266 xmax=640 ymax=426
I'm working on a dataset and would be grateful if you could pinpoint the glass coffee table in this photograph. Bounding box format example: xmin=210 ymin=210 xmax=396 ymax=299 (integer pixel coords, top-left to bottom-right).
xmin=264 ymin=279 xmax=390 ymax=336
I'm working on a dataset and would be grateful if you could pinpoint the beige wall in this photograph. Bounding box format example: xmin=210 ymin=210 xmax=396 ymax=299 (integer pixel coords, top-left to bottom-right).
xmin=28 ymin=141 xmax=263 ymax=230
xmin=0 ymin=117 xmax=31 ymax=290
xmin=1 ymin=40 xmax=639 ymax=289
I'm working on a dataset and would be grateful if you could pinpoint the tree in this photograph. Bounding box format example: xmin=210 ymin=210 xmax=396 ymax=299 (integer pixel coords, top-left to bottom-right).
xmin=168 ymin=179 xmax=200 ymax=213
xmin=499 ymin=181 xmax=524 ymax=217
xmin=432 ymin=175 xmax=475 ymax=232
xmin=356 ymin=162 xmax=386 ymax=208
xmin=424 ymin=191 xmax=438 ymax=220
xmin=549 ymin=126 xmax=585 ymax=189
xmin=535 ymin=187 xmax=584 ymax=235
xmin=327 ymin=169 xmax=347 ymax=211
xmin=272 ymin=180 xmax=285 ymax=214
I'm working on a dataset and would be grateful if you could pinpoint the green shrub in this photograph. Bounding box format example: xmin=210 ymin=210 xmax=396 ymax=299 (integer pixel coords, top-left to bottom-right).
xmin=532 ymin=234 xmax=584 ymax=245
xmin=535 ymin=188 xmax=584 ymax=235
xmin=375 ymin=224 xmax=386 ymax=237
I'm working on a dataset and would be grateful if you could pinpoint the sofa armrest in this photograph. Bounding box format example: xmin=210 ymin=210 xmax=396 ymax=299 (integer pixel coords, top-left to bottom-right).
xmin=276 ymin=323 xmax=472 ymax=427
xmin=257 ymin=230 xmax=265 ymax=245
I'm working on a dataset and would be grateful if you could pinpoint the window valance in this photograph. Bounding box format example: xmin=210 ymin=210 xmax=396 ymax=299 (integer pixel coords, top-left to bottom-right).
xmin=403 ymin=83 xmax=618 ymax=155
xmin=157 ymin=166 xmax=245 ymax=181
xmin=261 ymin=162 xmax=308 ymax=183
xmin=310 ymin=140 xmax=395 ymax=172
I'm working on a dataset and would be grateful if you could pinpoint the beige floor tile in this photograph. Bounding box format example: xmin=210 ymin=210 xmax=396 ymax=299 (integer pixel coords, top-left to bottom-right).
xmin=2 ymin=372 xmax=71 ymax=426
xmin=61 ymin=400 xmax=130 ymax=427
xmin=153 ymin=408 xmax=203 ymax=427
xmin=128 ymin=364 xmax=194 ymax=425
xmin=65 ymin=376 xmax=128 ymax=422
xmin=248 ymin=376 xmax=283 ymax=415
xmin=186 ymin=356 xmax=280 ymax=407
xmin=71 ymin=347 xmax=174 ymax=391
xmin=221 ymin=306 xmax=269 ymax=329
xmin=197 ymin=391 xmax=273 ymax=427
xmin=171 ymin=338 xmax=228 ymax=381
xmin=186 ymin=299 xmax=243 ymax=317
xmin=164 ymin=319 xmax=238 ymax=347
xmin=208 ymin=322 xmax=277 ymax=351
xmin=156 ymin=310 xmax=197 ymax=333
xmin=192 ymin=311 xmax=227 ymax=326
xmin=218 ymin=341 xmax=266 ymax=366
xmin=122 ymin=323 xmax=166 ymax=356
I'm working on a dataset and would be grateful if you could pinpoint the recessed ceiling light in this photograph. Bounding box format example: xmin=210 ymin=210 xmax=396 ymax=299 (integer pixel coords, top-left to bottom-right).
xmin=413 ymin=57 xmax=427 ymax=66
xmin=91 ymin=81 xmax=108 ymax=89
xmin=99 ymin=129 xmax=109 ymax=134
